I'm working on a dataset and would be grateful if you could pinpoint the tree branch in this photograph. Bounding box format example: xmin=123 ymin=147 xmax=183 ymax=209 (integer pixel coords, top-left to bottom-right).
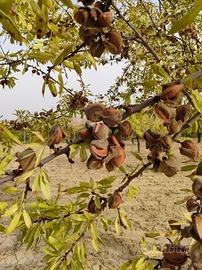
xmin=111 ymin=2 xmax=170 ymax=74
xmin=0 ymin=141 xmax=81 ymax=185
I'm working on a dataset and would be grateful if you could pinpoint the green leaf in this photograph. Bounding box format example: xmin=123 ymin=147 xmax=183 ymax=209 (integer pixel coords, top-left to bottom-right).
xmin=3 ymin=186 xmax=18 ymax=193
xmin=131 ymin=151 xmax=143 ymax=162
xmin=0 ymin=202 xmax=8 ymax=211
xmin=192 ymin=90 xmax=202 ymax=114
xmin=23 ymin=209 xmax=32 ymax=229
xmin=181 ymin=165 xmax=197 ymax=171
xmin=0 ymin=154 xmax=13 ymax=175
xmin=54 ymin=45 xmax=72 ymax=66
xmin=0 ymin=123 xmax=21 ymax=144
xmin=39 ymin=170 xmax=51 ymax=200
xmin=71 ymin=214 xmax=87 ymax=222
xmin=145 ymin=232 xmax=160 ymax=238
xmin=94 ymin=196 xmax=101 ymax=210
xmin=115 ymin=215 xmax=121 ymax=235
xmin=170 ymin=1 xmax=202 ymax=34
xmin=58 ymin=72 xmax=64 ymax=95
xmin=15 ymin=169 xmax=35 ymax=185
xmin=127 ymin=185 xmax=138 ymax=201
xmin=48 ymin=80 xmax=57 ymax=97
xmin=119 ymin=261 xmax=132 ymax=270
xmin=4 ymin=203 xmax=18 ymax=216
xmin=6 ymin=211 xmax=21 ymax=234
xmin=80 ymin=146 xmax=87 ymax=162
xmin=31 ymin=131 xmax=45 ymax=143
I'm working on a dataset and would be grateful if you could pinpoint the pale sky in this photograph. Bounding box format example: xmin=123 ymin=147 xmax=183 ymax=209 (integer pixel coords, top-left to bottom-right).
xmin=0 ymin=62 xmax=125 ymax=119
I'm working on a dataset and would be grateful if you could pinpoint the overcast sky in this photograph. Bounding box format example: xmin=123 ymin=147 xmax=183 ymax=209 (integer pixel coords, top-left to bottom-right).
xmin=0 ymin=61 xmax=125 ymax=119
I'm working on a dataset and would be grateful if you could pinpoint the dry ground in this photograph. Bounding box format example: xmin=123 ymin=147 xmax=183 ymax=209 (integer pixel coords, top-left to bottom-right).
xmin=0 ymin=140 xmax=200 ymax=270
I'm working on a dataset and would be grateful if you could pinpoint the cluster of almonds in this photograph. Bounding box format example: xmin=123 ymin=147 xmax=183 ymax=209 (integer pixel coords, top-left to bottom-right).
xmin=143 ymin=83 xmax=200 ymax=177
xmin=74 ymin=0 xmax=124 ymax=57
xmin=79 ymin=103 xmax=133 ymax=171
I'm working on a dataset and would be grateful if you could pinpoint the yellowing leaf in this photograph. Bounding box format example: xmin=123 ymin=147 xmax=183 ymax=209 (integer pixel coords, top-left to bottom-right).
xmin=192 ymin=90 xmax=202 ymax=114
xmin=23 ymin=209 xmax=32 ymax=229
xmin=0 ymin=123 xmax=21 ymax=144
xmin=48 ymin=80 xmax=57 ymax=97
xmin=54 ymin=45 xmax=72 ymax=66
xmin=170 ymin=1 xmax=202 ymax=34
xmin=6 ymin=211 xmax=21 ymax=234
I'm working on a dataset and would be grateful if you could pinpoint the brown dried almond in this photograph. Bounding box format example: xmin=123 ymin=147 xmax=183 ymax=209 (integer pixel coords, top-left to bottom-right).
xmin=175 ymin=104 xmax=191 ymax=122
xmin=79 ymin=26 xmax=100 ymax=42
xmin=103 ymin=30 xmax=124 ymax=55
xmin=143 ymin=129 xmax=160 ymax=148
xmin=163 ymin=244 xmax=188 ymax=266
xmin=161 ymin=83 xmax=184 ymax=101
xmin=93 ymin=122 xmax=109 ymax=139
xmin=196 ymin=162 xmax=202 ymax=176
xmin=192 ymin=178 xmax=202 ymax=199
xmin=102 ymin=107 xmax=122 ymax=127
xmin=98 ymin=11 xmax=113 ymax=27
xmin=108 ymin=191 xmax=122 ymax=208
xmin=48 ymin=124 xmax=65 ymax=148
xmin=89 ymin=39 xmax=105 ymax=58
xmin=74 ymin=8 xmax=89 ymax=26
xmin=118 ymin=121 xmax=133 ymax=138
xmin=85 ymin=103 xmax=105 ymax=122
xmin=159 ymin=155 xmax=180 ymax=177
xmin=16 ymin=148 xmax=36 ymax=172
xmin=87 ymin=154 xmax=103 ymax=169
xmin=155 ymin=103 xmax=175 ymax=124
xmin=186 ymin=198 xmax=198 ymax=212
xmin=180 ymin=140 xmax=200 ymax=161
xmin=79 ymin=128 xmax=91 ymax=141
xmin=193 ymin=214 xmax=202 ymax=241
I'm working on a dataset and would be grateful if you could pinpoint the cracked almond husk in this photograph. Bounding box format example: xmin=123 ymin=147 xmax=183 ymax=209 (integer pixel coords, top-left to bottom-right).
xmin=103 ymin=30 xmax=124 ymax=55
xmin=102 ymin=107 xmax=122 ymax=127
xmin=192 ymin=178 xmax=202 ymax=199
xmin=105 ymin=161 xmax=115 ymax=172
xmin=159 ymin=155 xmax=180 ymax=177
xmin=79 ymin=26 xmax=100 ymax=42
xmin=167 ymin=119 xmax=182 ymax=134
xmin=93 ymin=1 xmax=105 ymax=11
xmin=190 ymin=242 xmax=202 ymax=270
xmin=16 ymin=148 xmax=36 ymax=172
xmin=196 ymin=162 xmax=202 ymax=176
xmin=74 ymin=7 xmax=98 ymax=27
xmin=97 ymin=11 xmax=113 ymax=27
xmin=79 ymin=128 xmax=91 ymax=141
xmin=161 ymin=83 xmax=184 ymax=101
xmin=180 ymin=140 xmax=200 ymax=161
xmin=90 ymin=139 xmax=108 ymax=159
xmin=193 ymin=214 xmax=202 ymax=241
xmin=48 ymin=124 xmax=65 ymax=148
xmin=108 ymin=191 xmax=122 ymax=208
xmin=85 ymin=103 xmax=105 ymax=122
xmin=143 ymin=129 xmax=160 ymax=149
xmin=118 ymin=121 xmax=133 ymax=138
xmin=89 ymin=39 xmax=105 ymax=58
xmin=175 ymin=103 xmax=191 ymax=122
xmin=160 ymin=136 xmax=172 ymax=151
xmin=110 ymin=135 xmax=126 ymax=167
xmin=103 ymin=144 xmax=117 ymax=164
xmin=186 ymin=198 xmax=199 ymax=212
xmin=93 ymin=122 xmax=109 ymax=140
xmin=87 ymin=154 xmax=103 ymax=169
xmin=163 ymin=244 xmax=188 ymax=266
xmin=155 ymin=103 xmax=175 ymax=124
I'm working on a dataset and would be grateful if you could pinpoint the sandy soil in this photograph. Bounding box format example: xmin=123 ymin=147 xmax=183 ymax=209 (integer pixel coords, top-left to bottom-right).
xmin=0 ymin=140 xmax=200 ymax=270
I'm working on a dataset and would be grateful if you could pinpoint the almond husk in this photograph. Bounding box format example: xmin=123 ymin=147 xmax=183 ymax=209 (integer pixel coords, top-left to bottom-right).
xmin=85 ymin=103 xmax=105 ymax=122
xmin=87 ymin=154 xmax=103 ymax=169
xmin=102 ymin=107 xmax=122 ymax=127
xmin=118 ymin=121 xmax=133 ymax=138
xmin=108 ymin=191 xmax=122 ymax=208
xmin=159 ymin=155 xmax=180 ymax=177
xmin=103 ymin=30 xmax=124 ymax=55
xmin=48 ymin=124 xmax=65 ymax=147
xmin=163 ymin=244 xmax=188 ymax=266
xmin=16 ymin=148 xmax=36 ymax=172
xmin=97 ymin=11 xmax=113 ymax=27
xmin=89 ymin=39 xmax=105 ymax=58
xmin=161 ymin=83 xmax=184 ymax=101
xmin=192 ymin=178 xmax=202 ymax=199
xmin=180 ymin=140 xmax=200 ymax=161
xmin=93 ymin=122 xmax=109 ymax=139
